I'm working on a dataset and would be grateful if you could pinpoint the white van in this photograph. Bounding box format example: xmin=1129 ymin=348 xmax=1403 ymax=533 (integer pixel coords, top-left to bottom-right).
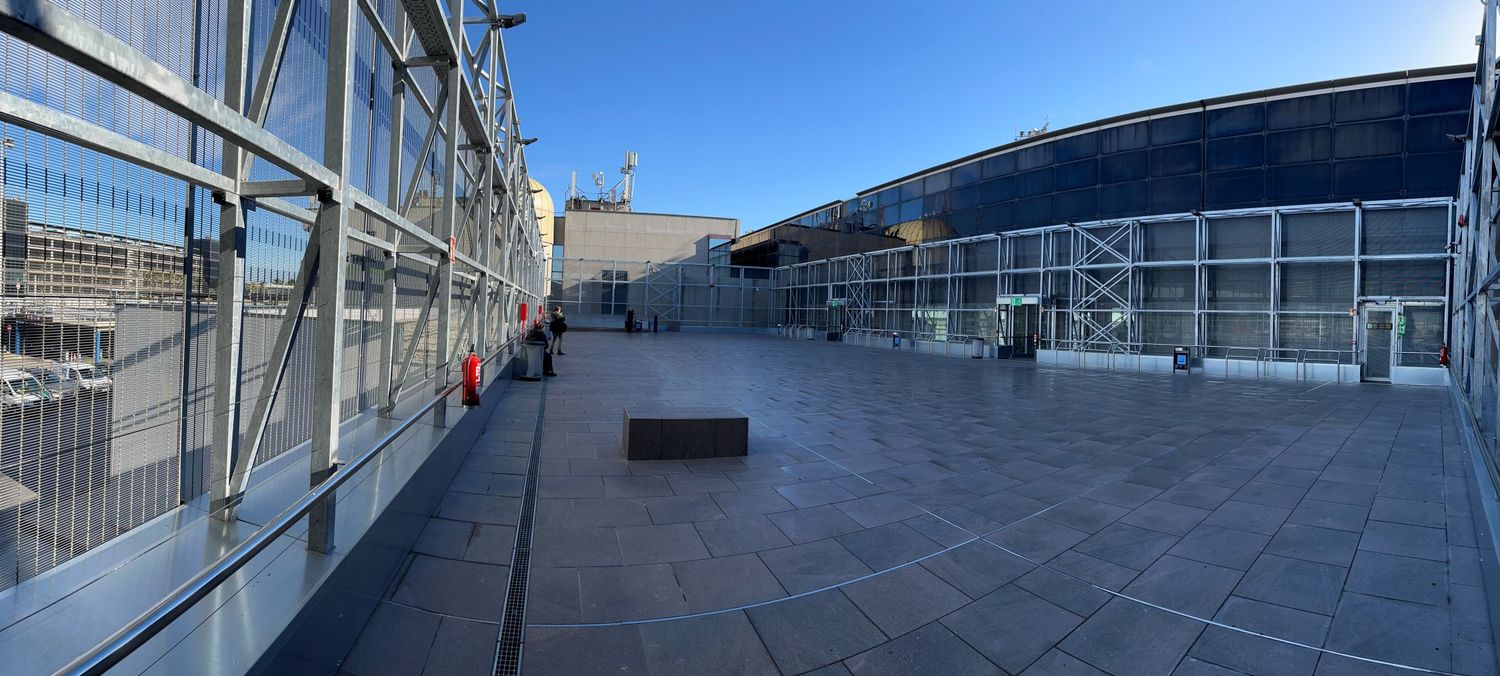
xmin=51 ymin=362 xmax=112 ymax=392
xmin=1 ymin=369 xmax=49 ymax=408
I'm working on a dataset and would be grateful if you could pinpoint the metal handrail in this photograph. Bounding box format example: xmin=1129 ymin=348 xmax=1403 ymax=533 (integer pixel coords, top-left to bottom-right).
xmin=1223 ymin=347 xmax=1262 ymax=378
xmin=1302 ymin=348 xmax=1349 ymax=383
xmin=61 ymin=335 xmax=522 ymax=676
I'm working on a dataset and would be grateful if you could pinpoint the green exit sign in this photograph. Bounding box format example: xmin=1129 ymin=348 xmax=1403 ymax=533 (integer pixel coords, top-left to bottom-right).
xmin=1011 ymin=297 xmax=1023 ymax=306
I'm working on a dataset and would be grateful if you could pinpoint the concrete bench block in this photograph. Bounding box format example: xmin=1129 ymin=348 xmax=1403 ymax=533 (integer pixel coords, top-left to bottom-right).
xmin=624 ymin=406 xmax=747 ymax=460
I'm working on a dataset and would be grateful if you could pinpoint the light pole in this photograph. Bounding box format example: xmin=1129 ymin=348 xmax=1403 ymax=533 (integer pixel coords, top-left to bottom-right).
xmin=0 ymin=137 xmax=14 ymax=298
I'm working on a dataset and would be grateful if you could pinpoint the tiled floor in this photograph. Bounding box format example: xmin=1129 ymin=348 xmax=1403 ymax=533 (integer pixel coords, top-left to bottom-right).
xmin=367 ymin=332 xmax=1500 ymax=675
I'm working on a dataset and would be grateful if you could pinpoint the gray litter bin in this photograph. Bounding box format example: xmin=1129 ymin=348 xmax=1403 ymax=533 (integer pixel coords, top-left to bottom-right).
xmin=969 ymin=338 xmax=985 ymax=359
xmin=513 ymin=340 xmax=545 ymax=381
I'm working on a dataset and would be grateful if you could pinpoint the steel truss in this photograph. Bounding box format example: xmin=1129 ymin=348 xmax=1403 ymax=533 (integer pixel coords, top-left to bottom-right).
xmin=0 ymin=0 xmax=546 ymax=552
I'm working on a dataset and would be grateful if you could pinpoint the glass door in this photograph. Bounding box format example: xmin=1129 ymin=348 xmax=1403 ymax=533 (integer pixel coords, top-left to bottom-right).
xmin=1360 ymin=304 xmax=1396 ymax=382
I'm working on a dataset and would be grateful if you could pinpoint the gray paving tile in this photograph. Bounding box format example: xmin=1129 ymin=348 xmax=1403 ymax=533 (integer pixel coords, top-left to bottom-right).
xmin=616 ymin=523 xmax=711 ymax=564
xmin=1303 ymin=480 xmax=1378 ymax=507
xmin=776 ymin=479 xmax=858 ymax=507
xmin=842 ymin=564 xmax=971 ymax=637
xmin=639 ymin=611 xmax=779 ymax=675
xmin=1233 ymin=554 xmax=1345 ymax=616
xmin=1119 ymin=499 xmax=1212 ymax=536
xmin=1263 ymin=523 xmax=1360 ymax=567
xmin=1232 ymin=480 xmax=1308 ymax=509
xmin=919 ymin=541 xmax=1035 ymax=599
xmin=988 ymin=516 xmax=1091 ymax=562
xmin=1173 ymin=656 xmax=1246 ymax=676
xmin=524 ymin=626 xmax=646 ymax=675
xmin=1122 ymin=554 xmax=1243 ymax=617
xmin=464 ymin=523 xmax=516 ymax=564
xmin=1324 ymin=592 xmax=1451 ymax=673
xmin=1047 ymin=550 xmax=1141 ymax=591
xmin=423 ymin=616 xmax=496 ymax=675
xmin=1188 ymin=595 xmax=1329 ymax=676
xmin=1020 ymin=649 xmax=1108 ymax=676
xmin=664 ymin=471 xmax=738 ymax=495
xmin=1156 ymin=481 xmax=1237 ymax=510
xmin=603 ymin=474 xmax=675 ymax=498
xmin=1072 ymin=522 xmax=1179 ymax=571
xmin=1287 ymin=498 xmax=1369 ymax=532
xmin=1202 ymin=500 xmax=1292 ymax=536
xmin=436 ymin=492 xmax=520 ymax=525
xmin=343 ymin=602 xmax=438 ymax=676
xmin=413 ymin=518 xmax=472 ymax=560
xmin=525 ymin=567 xmax=580 ymax=624
xmin=1168 ymin=524 xmax=1271 ymax=571
xmin=836 ymin=522 xmax=942 ymax=570
xmin=768 ymin=505 xmax=864 ymax=543
xmin=1357 ymin=520 xmax=1447 ymax=561
xmin=759 ymin=539 xmax=874 ymax=595
xmin=1344 ymin=550 xmax=1447 ymax=606
xmin=643 ymin=494 xmax=727 ymax=524
xmin=539 ymin=475 xmax=605 ymax=499
xmin=1039 ymin=497 xmax=1131 ymax=534
xmin=532 ymin=527 xmax=620 ymax=567
xmin=746 ymin=591 xmax=887 ymax=675
xmin=1059 ymin=597 xmax=1206 ymax=676
xmin=672 ymin=553 xmax=787 ymax=612
xmin=1084 ymin=480 xmax=1163 ymax=509
xmin=1453 ymin=583 xmax=1495 ymax=642
xmin=577 ymin=563 xmax=688 ymax=622
xmin=844 ymin=622 xmax=1003 ymax=676
xmin=964 ymin=490 xmax=1054 ymax=525
xmin=694 ymin=515 xmax=793 ymax=557
xmin=1014 ymin=566 xmax=1112 ymax=617
xmin=711 ymin=487 xmax=797 ymax=517
xmin=834 ymin=494 xmax=926 ymax=529
xmin=570 ymin=497 xmax=652 ymax=527
xmin=942 ymin=584 xmax=1083 ymax=673
xmin=391 ymin=556 xmax=506 ymax=621
xmin=1369 ymin=496 xmax=1446 ymax=528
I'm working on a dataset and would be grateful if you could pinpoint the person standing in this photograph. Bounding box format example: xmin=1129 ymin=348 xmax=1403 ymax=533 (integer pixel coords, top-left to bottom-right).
xmin=549 ymin=306 xmax=568 ymax=355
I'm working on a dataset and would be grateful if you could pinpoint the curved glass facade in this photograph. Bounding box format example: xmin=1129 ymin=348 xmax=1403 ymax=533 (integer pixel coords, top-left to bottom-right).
xmin=772 ymin=69 xmax=1470 ymax=242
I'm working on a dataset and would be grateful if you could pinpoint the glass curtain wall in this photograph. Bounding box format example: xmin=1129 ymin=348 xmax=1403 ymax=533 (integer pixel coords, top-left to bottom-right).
xmin=779 ymin=200 xmax=1451 ymax=361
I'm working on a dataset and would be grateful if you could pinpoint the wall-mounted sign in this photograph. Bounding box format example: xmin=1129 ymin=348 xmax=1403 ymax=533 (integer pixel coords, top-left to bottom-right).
xmin=1365 ymin=322 xmax=1394 ymax=330
xmin=1397 ymin=315 xmax=1407 ymax=336
xmin=996 ymin=295 xmax=1038 ymax=306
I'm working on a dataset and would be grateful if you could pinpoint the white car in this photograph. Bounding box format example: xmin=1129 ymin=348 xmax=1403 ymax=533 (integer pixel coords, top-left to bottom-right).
xmin=1 ymin=369 xmax=50 ymax=408
xmin=52 ymin=362 xmax=112 ymax=392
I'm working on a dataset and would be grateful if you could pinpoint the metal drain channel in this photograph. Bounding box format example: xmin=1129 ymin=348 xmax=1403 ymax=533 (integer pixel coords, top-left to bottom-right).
xmin=492 ymin=379 xmax=548 ymax=676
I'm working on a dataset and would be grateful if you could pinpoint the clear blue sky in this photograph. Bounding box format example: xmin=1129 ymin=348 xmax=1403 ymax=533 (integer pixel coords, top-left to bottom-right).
xmin=503 ymin=0 xmax=1482 ymax=234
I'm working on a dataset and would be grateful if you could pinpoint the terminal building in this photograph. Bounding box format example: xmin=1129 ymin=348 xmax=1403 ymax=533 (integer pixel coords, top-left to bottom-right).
xmin=761 ymin=66 xmax=1469 ymax=384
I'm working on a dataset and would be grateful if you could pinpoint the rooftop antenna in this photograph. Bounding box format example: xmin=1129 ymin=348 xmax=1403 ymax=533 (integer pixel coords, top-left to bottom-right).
xmin=1015 ymin=116 xmax=1050 ymax=140
xmin=566 ymin=151 xmax=640 ymax=212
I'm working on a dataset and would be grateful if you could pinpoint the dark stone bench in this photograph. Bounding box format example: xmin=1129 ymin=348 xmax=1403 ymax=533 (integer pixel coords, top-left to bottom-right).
xmin=624 ymin=406 xmax=748 ymax=460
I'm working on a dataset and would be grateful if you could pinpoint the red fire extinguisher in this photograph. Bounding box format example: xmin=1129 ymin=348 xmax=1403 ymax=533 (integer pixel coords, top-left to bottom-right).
xmin=1440 ymin=344 xmax=1450 ymax=367
xmin=462 ymin=346 xmax=482 ymax=407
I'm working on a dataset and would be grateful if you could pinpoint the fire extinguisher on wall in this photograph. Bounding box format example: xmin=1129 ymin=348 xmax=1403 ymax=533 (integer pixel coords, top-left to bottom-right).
xmin=462 ymin=345 xmax=482 ymax=407
xmin=1440 ymin=344 xmax=1450 ymax=367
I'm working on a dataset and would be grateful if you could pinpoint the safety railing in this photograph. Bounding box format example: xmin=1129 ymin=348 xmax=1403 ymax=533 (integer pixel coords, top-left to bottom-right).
xmin=62 ymin=335 xmax=522 ymax=676
xmin=1301 ymin=349 xmax=1352 ymax=383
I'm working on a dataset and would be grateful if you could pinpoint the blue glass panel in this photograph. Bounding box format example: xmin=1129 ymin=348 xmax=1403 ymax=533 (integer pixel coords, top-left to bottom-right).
xmin=1151 ymin=112 xmax=1203 ymax=145
xmin=925 ymin=171 xmax=951 ymax=194
xmin=1334 ymin=120 xmax=1404 ymax=159
xmin=1016 ymin=143 xmax=1055 ymax=171
xmin=951 ymin=184 xmax=983 ymax=210
xmin=1207 ymin=104 xmax=1265 ymax=137
xmin=1333 ymin=156 xmax=1403 ymax=196
xmin=1100 ymin=150 xmax=1148 ymax=183
xmin=979 ymin=176 xmax=1014 ymax=203
xmin=1150 ymin=175 xmax=1200 ymax=213
xmin=948 ymin=208 xmax=982 ymax=236
xmin=923 ymin=192 xmax=949 ymax=215
xmin=1015 ymin=168 xmax=1054 ymax=197
xmin=1054 ymin=159 xmax=1098 ymax=190
xmin=1207 ymin=136 xmax=1264 ymax=171
xmin=1099 ymin=181 xmax=1148 ymax=216
xmin=1406 ymin=113 xmax=1468 ymax=153
xmin=1054 ymin=132 xmax=1099 ymax=162
xmin=899 ymin=198 xmax=923 ymax=222
xmin=1267 ymin=93 xmax=1331 ymax=130
xmin=877 ymin=187 xmax=900 ymax=207
xmin=1101 ymin=122 xmax=1149 ymax=153
xmin=882 ymin=204 xmax=899 ymax=225
xmin=1150 ymin=142 xmax=1202 ymax=177
xmin=1015 ymin=195 xmax=1053 ymax=226
xmin=1335 ymin=84 xmax=1405 ymax=122
xmin=1405 ymin=152 xmax=1462 ymax=195
xmin=900 ymin=180 xmax=924 ymax=201
xmin=952 ymin=162 xmax=983 ymax=187
xmin=982 ymin=153 xmax=1015 ymax=178
xmin=1409 ymin=78 xmax=1470 ymax=115
xmin=1267 ymin=128 xmax=1331 ymax=164
xmin=1205 ymin=169 xmax=1264 ymax=208
xmin=981 ymin=202 xmax=1014 ymax=231
xmin=1054 ymin=188 xmax=1098 ymax=222
xmin=1267 ymin=163 xmax=1330 ymax=203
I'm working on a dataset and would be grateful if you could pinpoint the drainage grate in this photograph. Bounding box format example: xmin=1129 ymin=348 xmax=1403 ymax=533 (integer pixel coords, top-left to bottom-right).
xmin=493 ymin=380 xmax=547 ymax=676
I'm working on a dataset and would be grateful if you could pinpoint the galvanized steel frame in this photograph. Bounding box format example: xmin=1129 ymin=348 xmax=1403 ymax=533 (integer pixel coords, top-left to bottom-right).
xmin=0 ymin=0 xmax=546 ymax=548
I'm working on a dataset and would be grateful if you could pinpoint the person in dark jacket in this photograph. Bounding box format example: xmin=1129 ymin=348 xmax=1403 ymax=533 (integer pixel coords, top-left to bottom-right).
xmin=525 ymin=321 xmax=557 ymax=377
xmin=549 ymin=307 xmax=568 ymax=355
xmin=625 ymin=308 xmax=636 ymax=333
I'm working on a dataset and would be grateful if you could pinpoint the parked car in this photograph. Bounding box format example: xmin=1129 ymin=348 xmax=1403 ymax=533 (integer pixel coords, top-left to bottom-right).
xmin=27 ymin=367 xmax=75 ymax=399
xmin=51 ymin=362 xmax=112 ymax=392
xmin=1 ymin=369 xmax=51 ymax=408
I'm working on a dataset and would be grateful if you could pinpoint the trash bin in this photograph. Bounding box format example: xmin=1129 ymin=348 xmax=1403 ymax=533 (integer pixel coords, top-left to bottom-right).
xmin=969 ymin=338 xmax=984 ymax=359
xmin=513 ymin=340 xmax=545 ymax=381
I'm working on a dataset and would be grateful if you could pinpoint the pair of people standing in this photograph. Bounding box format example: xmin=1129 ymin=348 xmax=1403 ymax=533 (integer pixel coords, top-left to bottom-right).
xmin=524 ymin=307 xmax=566 ymax=378
xmin=547 ymin=306 xmax=568 ymax=355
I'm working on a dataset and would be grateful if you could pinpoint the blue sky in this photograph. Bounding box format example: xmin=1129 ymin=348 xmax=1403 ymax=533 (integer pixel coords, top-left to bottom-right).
xmin=502 ymin=0 xmax=1483 ymax=234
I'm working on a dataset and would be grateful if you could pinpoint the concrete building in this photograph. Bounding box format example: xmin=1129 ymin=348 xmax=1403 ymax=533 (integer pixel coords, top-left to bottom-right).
xmin=554 ymin=208 xmax=738 ymax=265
